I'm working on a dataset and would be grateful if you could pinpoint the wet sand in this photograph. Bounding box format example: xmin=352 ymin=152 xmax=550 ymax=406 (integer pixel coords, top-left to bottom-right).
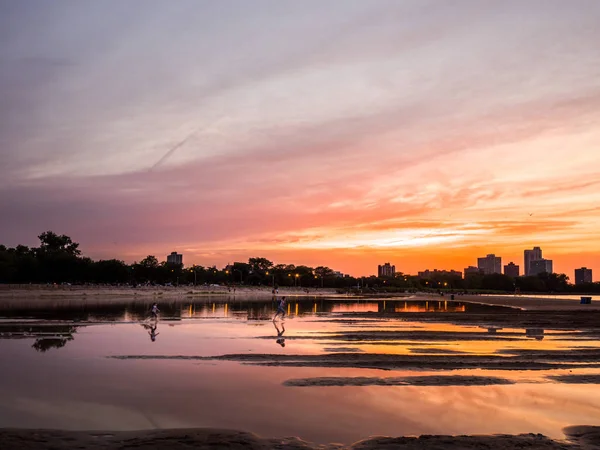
xmin=1 ymin=426 xmax=599 ymax=449
xmin=110 ymin=351 xmax=600 ymax=371
xmin=453 ymin=294 xmax=600 ymax=311
xmin=283 ymin=375 xmax=515 ymax=386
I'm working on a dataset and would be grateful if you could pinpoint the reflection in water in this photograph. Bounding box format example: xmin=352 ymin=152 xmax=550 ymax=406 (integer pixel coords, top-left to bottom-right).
xmin=274 ymin=321 xmax=286 ymax=347
xmin=32 ymin=337 xmax=73 ymax=352
xmin=481 ymin=327 xmax=503 ymax=334
xmin=141 ymin=322 xmax=160 ymax=342
xmin=0 ymin=297 xmax=599 ymax=444
xmin=0 ymin=323 xmax=77 ymax=352
xmin=0 ymin=299 xmax=509 ymax=323
xmin=393 ymin=301 xmax=466 ymax=313
xmin=526 ymin=328 xmax=545 ymax=340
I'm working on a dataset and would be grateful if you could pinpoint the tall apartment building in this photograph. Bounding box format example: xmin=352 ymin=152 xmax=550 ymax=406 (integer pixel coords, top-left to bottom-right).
xmin=166 ymin=251 xmax=183 ymax=265
xmin=477 ymin=254 xmax=502 ymax=275
xmin=529 ymin=259 xmax=553 ymax=276
xmin=524 ymin=247 xmax=542 ymax=276
xmin=504 ymin=262 xmax=520 ymax=278
xmin=574 ymin=267 xmax=593 ymax=285
xmin=378 ymin=263 xmax=395 ymax=278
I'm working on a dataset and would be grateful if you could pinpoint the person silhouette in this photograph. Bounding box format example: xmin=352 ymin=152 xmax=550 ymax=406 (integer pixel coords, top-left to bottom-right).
xmin=273 ymin=296 xmax=286 ymax=321
xmin=148 ymin=324 xmax=159 ymax=342
xmin=274 ymin=321 xmax=285 ymax=347
xmin=150 ymin=303 xmax=160 ymax=320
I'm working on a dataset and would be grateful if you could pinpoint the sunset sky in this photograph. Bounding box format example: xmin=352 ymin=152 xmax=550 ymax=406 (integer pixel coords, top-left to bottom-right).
xmin=1 ymin=0 xmax=599 ymax=278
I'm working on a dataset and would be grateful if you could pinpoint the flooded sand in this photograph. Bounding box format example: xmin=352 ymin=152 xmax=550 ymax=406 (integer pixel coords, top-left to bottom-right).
xmin=1 ymin=297 xmax=600 ymax=445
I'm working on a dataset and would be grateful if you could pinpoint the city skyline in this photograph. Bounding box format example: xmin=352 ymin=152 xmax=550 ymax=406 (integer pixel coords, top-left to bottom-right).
xmin=2 ymin=1 xmax=600 ymax=277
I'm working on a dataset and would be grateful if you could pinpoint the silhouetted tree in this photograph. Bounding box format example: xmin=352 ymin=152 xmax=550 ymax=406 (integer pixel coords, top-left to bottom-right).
xmin=248 ymin=257 xmax=273 ymax=272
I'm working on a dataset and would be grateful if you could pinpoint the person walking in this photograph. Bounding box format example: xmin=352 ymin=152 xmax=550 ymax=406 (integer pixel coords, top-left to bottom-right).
xmin=273 ymin=296 xmax=286 ymax=321
xmin=150 ymin=303 xmax=160 ymax=320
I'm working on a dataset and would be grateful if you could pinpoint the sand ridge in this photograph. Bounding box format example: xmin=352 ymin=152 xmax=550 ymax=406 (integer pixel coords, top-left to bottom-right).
xmin=1 ymin=427 xmax=599 ymax=449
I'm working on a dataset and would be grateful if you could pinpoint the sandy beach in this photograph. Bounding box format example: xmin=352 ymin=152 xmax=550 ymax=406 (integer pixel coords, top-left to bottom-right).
xmin=0 ymin=284 xmax=341 ymax=302
xmin=1 ymin=426 xmax=599 ymax=449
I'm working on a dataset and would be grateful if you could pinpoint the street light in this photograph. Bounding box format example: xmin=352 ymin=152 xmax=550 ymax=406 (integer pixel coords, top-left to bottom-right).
xmin=295 ymin=273 xmax=300 ymax=287
xmin=266 ymin=271 xmax=275 ymax=288
xmin=190 ymin=265 xmax=198 ymax=286
xmin=314 ymin=274 xmax=323 ymax=288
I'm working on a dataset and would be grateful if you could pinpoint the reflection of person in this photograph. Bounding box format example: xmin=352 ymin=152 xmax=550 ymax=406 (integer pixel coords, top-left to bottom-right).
xmin=141 ymin=323 xmax=159 ymax=342
xmin=273 ymin=296 xmax=286 ymax=321
xmin=274 ymin=321 xmax=285 ymax=347
xmin=150 ymin=303 xmax=160 ymax=319
xmin=149 ymin=324 xmax=159 ymax=342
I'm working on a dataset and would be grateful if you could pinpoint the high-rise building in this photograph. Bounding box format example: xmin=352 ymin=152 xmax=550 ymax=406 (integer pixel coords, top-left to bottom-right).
xmin=529 ymin=259 xmax=553 ymax=276
xmin=575 ymin=267 xmax=593 ymax=285
xmin=464 ymin=266 xmax=483 ymax=278
xmin=378 ymin=263 xmax=395 ymax=278
xmin=504 ymin=262 xmax=520 ymax=278
xmin=166 ymin=251 xmax=183 ymax=265
xmin=524 ymin=247 xmax=542 ymax=276
xmin=477 ymin=254 xmax=501 ymax=275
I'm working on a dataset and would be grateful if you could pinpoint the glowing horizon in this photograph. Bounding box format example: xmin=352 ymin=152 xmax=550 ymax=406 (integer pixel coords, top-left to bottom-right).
xmin=1 ymin=1 xmax=600 ymax=280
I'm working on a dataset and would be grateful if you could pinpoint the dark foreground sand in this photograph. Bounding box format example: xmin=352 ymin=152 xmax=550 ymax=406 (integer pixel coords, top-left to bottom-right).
xmin=1 ymin=426 xmax=599 ymax=449
xmin=110 ymin=348 xmax=600 ymax=371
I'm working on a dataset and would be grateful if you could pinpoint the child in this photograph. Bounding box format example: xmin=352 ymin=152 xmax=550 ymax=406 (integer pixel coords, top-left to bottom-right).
xmin=150 ymin=303 xmax=160 ymax=319
xmin=273 ymin=296 xmax=286 ymax=321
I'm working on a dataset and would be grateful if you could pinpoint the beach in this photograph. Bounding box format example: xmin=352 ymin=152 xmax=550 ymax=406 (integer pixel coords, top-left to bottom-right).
xmin=2 ymin=287 xmax=600 ymax=449
xmin=1 ymin=426 xmax=599 ymax=449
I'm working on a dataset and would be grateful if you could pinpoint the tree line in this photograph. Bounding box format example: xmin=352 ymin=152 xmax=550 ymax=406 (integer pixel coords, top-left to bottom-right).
xmin=1 ymin=232 xmax=599 ymax=293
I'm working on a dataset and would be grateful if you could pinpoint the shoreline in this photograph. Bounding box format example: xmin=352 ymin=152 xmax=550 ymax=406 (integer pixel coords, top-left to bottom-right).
xmin=0 ymin=284 xmax=341 ymax=299
xmin=0 ymin=285 xmax=598 ymax=311
xmin=0 ymin=426 xmax=598 ymax=449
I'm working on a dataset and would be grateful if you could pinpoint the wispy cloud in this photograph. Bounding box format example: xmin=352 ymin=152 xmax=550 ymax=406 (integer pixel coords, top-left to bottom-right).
xmin=1 ymin=1 xmax=600 ymax=276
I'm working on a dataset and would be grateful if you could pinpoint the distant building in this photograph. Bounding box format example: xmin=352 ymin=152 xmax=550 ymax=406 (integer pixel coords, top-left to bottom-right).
xmin=529 ymin=259 xmax=553 ymax=276
xmin=166 ymin=252 xmax=183 ymax=265
xmin=464 ymin=266 xmax=483 ymax=278
xmin=575 ymin=267 xmax=593 ymax=285
xmin=333 ymin=271 xmax=344 ymax=278
xmin=378 ymin=263 xmax=395 ymax=278
xmin=504 ymin=262 xmax=520 ymax=278
xmin=524 ymin=247 xmax=542 ymax=276
xmin=418 ymin=269 xmax=462 ymax=279
xmin=477 ymin=254 xmax=501 ymax=275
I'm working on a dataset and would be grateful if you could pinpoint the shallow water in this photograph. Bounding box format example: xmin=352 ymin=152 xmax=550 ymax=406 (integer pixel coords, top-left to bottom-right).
xmin=1 ymin=297 xmax=599 ymax=444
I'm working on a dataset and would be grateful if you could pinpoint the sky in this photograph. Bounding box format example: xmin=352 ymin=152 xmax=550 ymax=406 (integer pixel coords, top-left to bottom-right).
xmin=1 ymin=0 xmax=600 ymax=278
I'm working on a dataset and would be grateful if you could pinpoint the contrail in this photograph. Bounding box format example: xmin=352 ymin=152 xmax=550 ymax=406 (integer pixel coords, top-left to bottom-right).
xmin=147 ymin=5 xmax=397 ymax=171
xmin=149 ymin=125 xmax=204 ymax=171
